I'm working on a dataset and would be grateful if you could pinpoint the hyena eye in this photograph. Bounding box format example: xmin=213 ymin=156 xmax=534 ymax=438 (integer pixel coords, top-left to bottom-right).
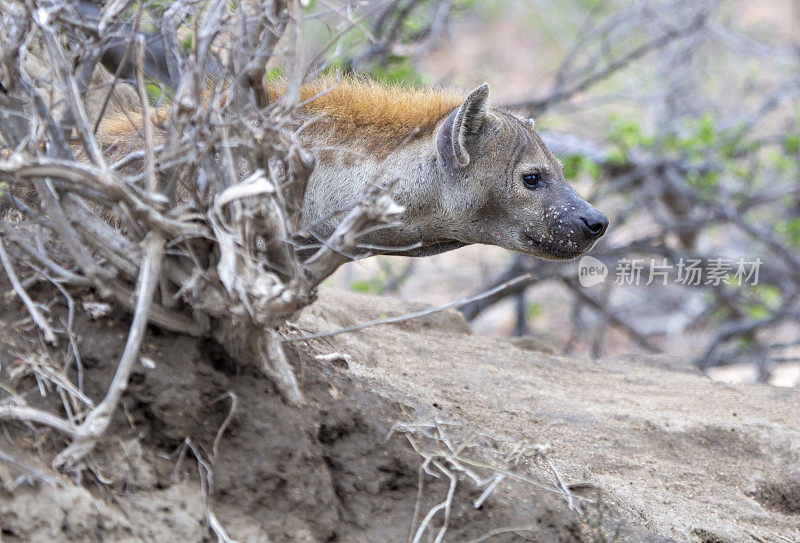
xmin=522 ymin=172 xmax=542 ymax=189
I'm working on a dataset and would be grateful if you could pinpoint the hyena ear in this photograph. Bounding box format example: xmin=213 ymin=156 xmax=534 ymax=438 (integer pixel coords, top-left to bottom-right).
xmin=437 ymin=83 xmax=490 ymax=168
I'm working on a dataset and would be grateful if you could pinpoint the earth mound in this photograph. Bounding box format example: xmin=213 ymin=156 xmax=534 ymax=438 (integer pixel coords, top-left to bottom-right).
xmin=0 ymin=285 xmax=797 ymax=542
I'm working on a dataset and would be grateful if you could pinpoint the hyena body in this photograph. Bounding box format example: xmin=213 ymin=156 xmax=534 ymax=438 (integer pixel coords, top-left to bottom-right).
xmin=291 ymin=79 xmax=608 ymax=260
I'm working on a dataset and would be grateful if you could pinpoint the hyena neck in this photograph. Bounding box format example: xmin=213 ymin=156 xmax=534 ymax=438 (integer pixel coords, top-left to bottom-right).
xmin=298 ymin=125 xmax=462 ymax=256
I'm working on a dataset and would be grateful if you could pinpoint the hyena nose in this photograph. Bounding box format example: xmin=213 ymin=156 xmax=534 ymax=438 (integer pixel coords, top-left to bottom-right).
xmin=579 ymin=210 xmax=609 ymax=239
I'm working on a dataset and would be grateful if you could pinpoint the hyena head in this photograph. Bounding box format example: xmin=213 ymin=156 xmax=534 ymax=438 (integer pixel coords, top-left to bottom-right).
xmin=436 ymin=84 xmax=608 ymax=260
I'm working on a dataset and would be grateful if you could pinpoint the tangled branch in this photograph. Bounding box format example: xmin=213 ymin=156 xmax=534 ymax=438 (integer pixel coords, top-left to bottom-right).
xmin=0 ymin=0 xmax=403 ymax=470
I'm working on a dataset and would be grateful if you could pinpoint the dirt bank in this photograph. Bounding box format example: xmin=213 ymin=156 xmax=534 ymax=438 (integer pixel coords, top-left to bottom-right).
xmin=0 ymin=285 xmax=797 ymax=542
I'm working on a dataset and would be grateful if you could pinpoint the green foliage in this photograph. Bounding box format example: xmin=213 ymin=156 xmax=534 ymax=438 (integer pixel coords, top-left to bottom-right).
xmin=145 ymin=81 xmax=175 ymax=106
xmin=744 ymin=303 xmax=769 ymax=320
xmin=661 ymin=113 xmax=718 ymax=158
xmin=349 ymin=278 xmax=385 ymax=295
xmin=348 ymin=260 xmax=412 ymax=295
xmin=710 ymin=282 xmax=780 ymax=323
xmin=562 ymin=154 xmax=601 ymax=181
xmin=695 ymin=113 xmax=716 ymax=145
xmin=766 ymin=147 xmax=794 ymax=174
xmin=743 ymin=284 xmax=781 ymax=320
xmin=0 ymin=181 xmax=7 ymax=198
xmin=782 ymin=134 xmax=800 ymax=154
xmin=606 ymin=147 xmax=628 ymax=166
xmin=452 ymin=0 xmax=479 ymax=9
xmin=368 ymin=57 xmax=428 ymax=87
xmin=603 ymin=110 xmax=799 ymax=206
xmin=685 ymin=171 xmax=720 ymax=196
xmin=759 ymin=284 xmax=782 ymax=307
xmin=146 ymin=83 xmax=163 ymax=103
xmin=606 ymin=115 xmax=653 ymax=165
xmin=266 ymin=66 xmax=285 ymax=81
xmin=778 ymin=218 xmax=800 ymax=247
xmin=718 ymin=130 xmax=746 ymax=160
xmin=319 ymin=59 xmax=341 ymax=76
xmin=526 ymin=302 xmax=543 ymax=319
xmin=608 ymin=116 xmax=649 ymax=149
xmin=399 ymin=7 xmax=427 ymax=40
xmin=657 ymin=113 xmax=759 ymax=196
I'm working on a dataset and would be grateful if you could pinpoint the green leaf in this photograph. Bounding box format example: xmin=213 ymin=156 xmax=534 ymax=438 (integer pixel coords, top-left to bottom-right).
xmin=369 ymin=57 xmax=428 ymax=87
xmin=349 ymin=279 xmax=383 ymax=294
xmin=782 ymin=134 xmax=800 ymax=154
xmin=686 ymin=171 xmax=720 ymax=197
xmin=695 ymin=113 xmax=716 ymax=145
xmin=146 ymin=83 xmax=162 ymax=103
xmin=266 ymin=66 xmax=284 ymax=81
xmin=778 ymin=218 xmax=800 ymax=247
xmin=741 ymin=284 xmax=781 ymax=320
xmin=562 ymin=155 xmax=601 ymax=181
xmin=526 ymin=302 xmax=542 ymax=319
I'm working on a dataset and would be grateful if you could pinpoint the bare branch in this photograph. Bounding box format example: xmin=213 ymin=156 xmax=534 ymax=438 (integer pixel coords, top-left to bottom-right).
xmin=54 ymin=233 xmax=165 ymax=470
xmin=0 ymin=235 xmax=57 ymax=344
xmin=289 ymin=273 xmax=533 ymax=343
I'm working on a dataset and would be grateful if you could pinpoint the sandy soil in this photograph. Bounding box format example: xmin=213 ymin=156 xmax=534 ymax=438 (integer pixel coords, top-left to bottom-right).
xmin=0 ymin=283 xmax=664 ymax=543
xmin=1 ymin=285 xmax=797 ymax=542
xmin=298 ymin=288 xmax=800 ymax=542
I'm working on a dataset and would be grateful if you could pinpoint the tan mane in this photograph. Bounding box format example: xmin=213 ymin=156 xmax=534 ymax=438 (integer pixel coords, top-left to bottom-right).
xmin=270 ymin=77 xmax=463 ymax=132
xmin=99 ymin=77 xmax=465 ymax=157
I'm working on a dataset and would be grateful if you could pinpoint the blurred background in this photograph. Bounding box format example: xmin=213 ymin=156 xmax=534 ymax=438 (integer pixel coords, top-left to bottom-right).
xmin=299 ymin=0 xmax=800 ymax=386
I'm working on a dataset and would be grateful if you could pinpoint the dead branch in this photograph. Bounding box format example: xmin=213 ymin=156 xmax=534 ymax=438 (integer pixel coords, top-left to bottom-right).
xmin=211 ymin=391 xmax=237 ymax=460
xmin=0 ymin=236 xmax=57 ymax=344
xmin=288 ymin=273 xmax=532 ymax=343
xmin=53 ymin=233 xmax=164 ymax=470
xmin=506 ymin=4 xmax=713 ymax=115
xmin=395 ymin=420 xmax=597 ymax=543
xmin=133 ymin=35 xmax=157 ymax=193
xmin=303 ymin=177 xmax=405 ymax=285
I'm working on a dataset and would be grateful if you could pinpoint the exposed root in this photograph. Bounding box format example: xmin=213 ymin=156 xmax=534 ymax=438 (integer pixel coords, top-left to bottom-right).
xmin=0 ymin=234 xmax=164 ymax=470
xmin=391 ymin=420 xmax=602 ymax=543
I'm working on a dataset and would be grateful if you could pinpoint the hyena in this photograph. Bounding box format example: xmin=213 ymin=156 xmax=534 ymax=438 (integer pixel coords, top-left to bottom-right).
xmin=94 ymin=77 xmax=608 ymax=261
xmin=279 ymin=79 xmax=608 ymax=259
xmin=57 ymin=2 xmax=607 ymax=261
